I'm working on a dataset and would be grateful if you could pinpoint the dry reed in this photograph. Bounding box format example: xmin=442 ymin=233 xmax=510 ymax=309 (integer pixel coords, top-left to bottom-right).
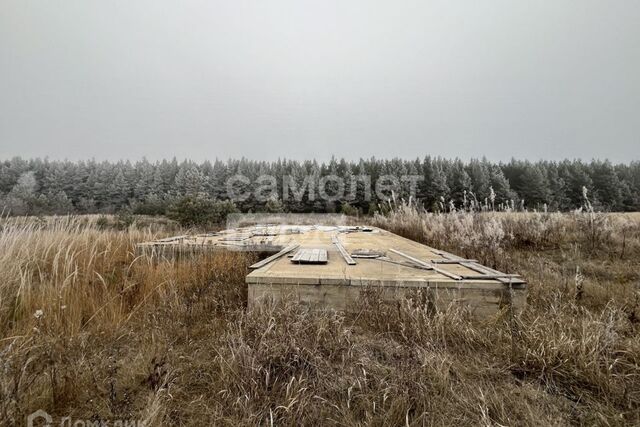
xmin=1 ymin=212 xmax=639 ymax=426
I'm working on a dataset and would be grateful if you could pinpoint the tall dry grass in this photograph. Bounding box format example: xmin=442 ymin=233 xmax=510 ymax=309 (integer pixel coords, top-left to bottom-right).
xmin=0 ymin=216 xmax=253 ymax=424
xmin=0 ymin=212 xmax=639 ymax=426
xmin=0 ymin=216 xmax=157 ymax=336
xmin=371 ymin=204 xmax=640 ymax=424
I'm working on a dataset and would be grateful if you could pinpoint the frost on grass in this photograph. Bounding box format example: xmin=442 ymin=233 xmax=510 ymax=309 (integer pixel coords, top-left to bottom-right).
xmin=0 ymin=213 xmax=639 ymax=426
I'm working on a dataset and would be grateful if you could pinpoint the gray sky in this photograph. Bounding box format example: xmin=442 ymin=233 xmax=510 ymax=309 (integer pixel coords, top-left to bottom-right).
xmin=1 ymin=1 xmax=639 ymax=162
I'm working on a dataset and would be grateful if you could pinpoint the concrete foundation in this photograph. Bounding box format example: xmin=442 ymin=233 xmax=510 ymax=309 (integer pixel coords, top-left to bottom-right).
xmin=137 ymin=225 xmax=526 ymax=318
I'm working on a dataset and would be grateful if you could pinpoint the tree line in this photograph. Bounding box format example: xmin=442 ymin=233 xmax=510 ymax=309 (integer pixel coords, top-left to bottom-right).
xmin=1 ymin=156 xmax=639 ymax=217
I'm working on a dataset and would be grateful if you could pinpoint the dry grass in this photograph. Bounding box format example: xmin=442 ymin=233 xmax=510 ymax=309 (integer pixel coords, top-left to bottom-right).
xmin=1 ymin=212 xmax=639 ymax=426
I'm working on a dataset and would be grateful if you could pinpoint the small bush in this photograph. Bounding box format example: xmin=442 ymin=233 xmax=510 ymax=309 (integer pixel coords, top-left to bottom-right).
xmin=95 ymin=215 xmax=110 ymax=230
xmin=340 ymin=202 xmax=358 ymax=217
xmin=115 ymin=209 xmax=136 ymax=229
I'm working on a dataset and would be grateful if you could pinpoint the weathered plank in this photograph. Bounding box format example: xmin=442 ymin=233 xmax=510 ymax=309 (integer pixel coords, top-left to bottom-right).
xmin=389 ymin=249 xmax=462 ymax=280
xmin=155 ymin=235 xmax=188 ymax=243
xmin=457 ymin=262 xmax=524 ymax=285
xmin=291 ymin=250 xmax=303 ymax=262
xmin=250 ymin=244 xmax=299 ymax=269
xmin=351 ymin=249 xmax=385 ymax=258
xmin=220 ymin=235 xmax=252 ymax=241
xmin=332 ymin=235 xmax=356 ymax=265
xmin=291 ymin=248 xmax=328 ymax=264
xmin=431 ymin=259 xmax=477 ymax=264
xmin=433 ymin=249 xmax=525 ymax=285
xmin=461 ymin=274 xmax=521 ymax=280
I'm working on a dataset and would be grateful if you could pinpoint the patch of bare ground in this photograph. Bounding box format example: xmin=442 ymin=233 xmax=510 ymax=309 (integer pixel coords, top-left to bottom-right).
xmin=1 ymin=212 xmax=639 ymax=425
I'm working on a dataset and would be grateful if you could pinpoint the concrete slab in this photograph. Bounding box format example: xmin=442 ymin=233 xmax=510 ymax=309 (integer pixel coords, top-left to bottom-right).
xmin=137 ymin=225 xmax=526 ymax=318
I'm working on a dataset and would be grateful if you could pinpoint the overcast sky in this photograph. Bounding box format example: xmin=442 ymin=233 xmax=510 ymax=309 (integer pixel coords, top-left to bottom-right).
xmin=1 ymin=1 xmax=638 ymax=163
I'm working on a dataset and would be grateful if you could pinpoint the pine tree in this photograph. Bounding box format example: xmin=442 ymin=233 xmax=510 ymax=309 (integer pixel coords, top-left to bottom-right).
xmin=519 ymin=165 xmax=550 ymax=209
xmin=449 ymin=160 xmax=471 ymax=206
xmin=5 ymin=171 xmax=39 ymax=215
xmin=590 ymin=160 xmax=622 ymax=210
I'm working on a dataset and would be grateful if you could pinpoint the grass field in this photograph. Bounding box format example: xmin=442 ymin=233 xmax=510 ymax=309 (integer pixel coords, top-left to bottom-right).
xmin=1 ymin=211 xmax=639 ymax=426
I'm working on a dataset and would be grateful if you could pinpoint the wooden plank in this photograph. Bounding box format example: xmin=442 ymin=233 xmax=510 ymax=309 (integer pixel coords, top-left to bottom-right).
xmin=291 ymin=250 xmax=304 ymax=262
xmin=156 ymin=235 xmax=188 ymax=242
xmin=460 ymin=262 xmax=525 ymax=285
xmin=431 ymin=249 xmax=465 ymax=261
xmin=431 ymin=259 xmax=478 ymax=264
xmin=250 ymin=244 xmax=299 ymax=269
xmin=290 ymin=248 xmax=328 ymax=264
xmin=461 ymin=274 xmax=521 ymax=280
xmin=433 ymin=249 xmax=525 ymax=285
xmin=332 ymin=235 xmax=356 ymax=265
xmin=389 ymin=249 xmax=462 ymax=280
xmin=351 ymin=249 xmax=385 ymax=258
